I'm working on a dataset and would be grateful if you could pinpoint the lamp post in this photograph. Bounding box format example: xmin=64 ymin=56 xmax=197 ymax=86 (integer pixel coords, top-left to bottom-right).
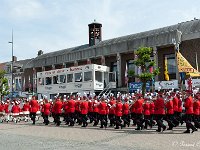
xmin=8 ymin=30 xmax=14 ymax=101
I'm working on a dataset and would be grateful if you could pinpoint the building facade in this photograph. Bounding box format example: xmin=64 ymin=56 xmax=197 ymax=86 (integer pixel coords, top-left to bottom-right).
xmin=2 ymin=19 xmax=200 ymax=96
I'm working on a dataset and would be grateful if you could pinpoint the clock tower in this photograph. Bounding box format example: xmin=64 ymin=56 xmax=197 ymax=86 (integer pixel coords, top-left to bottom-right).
xmin=88 ymin=20 xmax=102 ymax=46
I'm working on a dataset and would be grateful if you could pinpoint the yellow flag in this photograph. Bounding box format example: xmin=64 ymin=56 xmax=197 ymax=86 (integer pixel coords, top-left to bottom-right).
xmin=176 ymin=51 xmax=200 ymax=77
xmin=164 ymin=57 xmax=169 ymax=81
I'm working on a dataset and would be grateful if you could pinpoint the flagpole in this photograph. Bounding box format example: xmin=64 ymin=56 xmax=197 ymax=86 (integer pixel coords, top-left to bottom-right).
xmin=196 ymin=52 xmax=199 ymax=72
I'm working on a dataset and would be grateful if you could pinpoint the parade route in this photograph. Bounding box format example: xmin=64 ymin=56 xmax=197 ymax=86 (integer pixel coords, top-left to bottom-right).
xmin=0 ymin=119 xmax=200 ymax=150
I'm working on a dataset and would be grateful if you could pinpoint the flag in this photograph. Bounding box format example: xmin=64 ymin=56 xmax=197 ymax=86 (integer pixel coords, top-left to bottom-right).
xmin=125 ymin=63 xmax=128 ymax=85
xmin=164 ymin=57 xmax=169 ymax=81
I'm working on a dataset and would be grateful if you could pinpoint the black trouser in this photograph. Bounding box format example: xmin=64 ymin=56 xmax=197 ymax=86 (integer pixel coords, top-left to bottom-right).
xmin=135 ymin=114 xmax=144 ymax=129
xmin=166 ymin=114 xmax=175 ymax=129
xmin=155 ymin=114 xmax=166 ymax=131
xmin=185 ymin=114 xmax=196 ymax=131
xmin=122 ymin=114 xmax=130 ymax=127
xmin=142 ymin=115 xmax=151 ymax=129
xmin=193 ymin=115 xmax=200 ymax=128
xmin=108 ymin=114 xmax=115 ymax=126
xmin=55 ymin=113 xmax=61 ymax=126
xmin=43 ymin=115 xmax=49 ymax=125
xmin=93 ymin=112 xmax=99 ymax=126
xmin=30 ymin=112 xmax=36 ymax=124
xmin=173 ymin=111 xmax=180 ymax=126
xmin=149 ymin=114 xmax=155 ymax=126
xmin=115 ymin=116 xmax=122 ymax=129
xmin=131 ymin=113 xmax=137 ymax=125
xmin=81 ymin=114 xmax=88 ymax=127
xmin=99 ymin=114 xmax=107 ymax=128
xmin=68 ymin=113 xmax=75 ymax=126
xmin=75 ymin=111 xmax=81 ymax=124
xmin=88 ymin=112 xmax=94 ymax=123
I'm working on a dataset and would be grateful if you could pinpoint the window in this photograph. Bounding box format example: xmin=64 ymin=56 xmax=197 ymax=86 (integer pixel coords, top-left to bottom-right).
xmin=67 ymin=74 xmax=73 ymax=83
xmin=53 ymin=75 xmax=58 ymax=84
xmin=59 ymin=75 xmax=66 ymax=83
xmin=109 ymin=72 xmax=116 ymax=82
xmin=111 ymin=62 xmax=117 ymax=72
xmin=84 ymin=71 xmax=92 ymax=81
xmin=164 ymin=54 xmax=176 ymax=79
xmin=75 ymin=72 xmax=82 ymax=82
xmin=46 ymin=77 xmax=52 ymax=85
xmin=95 ymin=71 xmax=102 ymax=82
xmin=127 ymin=60 xmax=135 ymax=71
xmin=38 ymin=78 xmax=44 ymax=85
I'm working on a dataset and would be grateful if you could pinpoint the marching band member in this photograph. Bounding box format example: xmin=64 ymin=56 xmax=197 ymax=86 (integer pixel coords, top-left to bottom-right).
xmin=43 ymin=98 xmax=51 ymax=125
xmin=22 ymin=98 xmax=30 ymax=122
xmin=154 ymin=92 xmax=166 ymax=132
xmin=11 ymin=101 xmax=20 ymax=123
xmin=4 ymin=99 xmax=10 ymax=123
xmin=142 ymin=96 xmax=151 ymax=129
xmin=193 ymin=95 xmax=200 ymax=129
xmin=122 ymin=97 xmax=130 ymax=127
xmin=108 ymin=94 xmax=116 ymax=127
xmin=183 ymin=91 xmax=197 ymax=133
xmin=93 ymin=96 xmax=99 ymax=126
xmin=114 ymin=97 xmax=123 ymax=129
xmin=0 ymin=101 xmax=5 ymax=123
xmin=54 ymin=96 xmax=63 ymax=126
xmin=80 ymin=96 xmax=89 ymax=127
xmin=134 ymin=94 xmax=144 ymax=130
xmin=29 ymin=96 xmax=39 ymax=125
xmin=165 ymin=96 xmax=175 ymax=130
xmin=67 ymin=95 xmax=76 ymax=126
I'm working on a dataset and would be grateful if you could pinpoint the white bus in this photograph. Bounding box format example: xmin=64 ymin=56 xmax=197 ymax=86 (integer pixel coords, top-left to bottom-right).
xmin=37 ymin=64 xmax=116 ymax=99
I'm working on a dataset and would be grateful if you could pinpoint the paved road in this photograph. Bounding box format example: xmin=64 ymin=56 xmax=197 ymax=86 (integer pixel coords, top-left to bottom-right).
xmin=0 ymin=119 xmax=200 ymax=150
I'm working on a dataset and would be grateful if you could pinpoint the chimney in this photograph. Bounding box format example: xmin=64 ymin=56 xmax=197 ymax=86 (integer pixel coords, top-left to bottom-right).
xmin=37 ymin=50 xmax=44 ymax=56
xmin=88 ymin=20 xmax=102 ymax=46
xmin=12 ymin=56 xmax=17 ymax=62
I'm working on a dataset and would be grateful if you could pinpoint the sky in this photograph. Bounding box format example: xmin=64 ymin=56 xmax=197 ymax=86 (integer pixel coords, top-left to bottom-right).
xmin=0 ymin=0 xmax=200 ymax=63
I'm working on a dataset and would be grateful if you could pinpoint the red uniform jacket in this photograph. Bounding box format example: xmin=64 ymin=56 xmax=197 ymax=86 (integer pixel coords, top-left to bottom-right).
xmin=178 ymin=99 xmax=182 ymax=113
xmin=93 ymin=101 xmax=99 ymax=113
xmin=63 ymin=101 xmax=68 ymax=114
xmin=4 ymin=103 xmax=10 ymax=113
xmin=150 ymin=102 xmax=155 ymax=115
xmin=143 ymin=102 xmax=150 ymax=115
xmin=23 ymin=103 xmax=30 ymax=111
xmin=80 ymin=101 xmax=88 ymax=115
xmin=75 ymin=100 xmax=81 ymax=112
xmin=44 ymin=102 xmax=51 ymax=115
xmin=115 ymin=102 xmax=123 ymax=117
xmin=0 ymin=104 xmax=4 ymax=112
xmin=99 ymin=101 xmax=107 ymax=115
xmin=193 ymin=101 xmax=200 ymax=115
xmin=165 ymin=100 xmax=174 ymax=115
xmin=109 ymin=100 xmax=116 ymax=114
xmin=88 ymin=100 xmax=93 ymax=113
xmin=135 ymin=98 xmax=144 ymax=114
xmin=11 ymin=105 xmax=20 ymax=113
xmin=130 ymin=102 xmax=136 ymax=113
xmin=123 ymin=102 xmax=129 ymax=115
xmin=173 ymin=96 xmax=179 ymax=112
xmin=184 ymin=96 xmax=193 ymax=114
xmin=54 ymin=100 xmax=63 ymax=114
xmin=154 ymin=97 xmax=165 ymax=115
xmin=30 ymin=99 xmax=39 ymax=113
xmin=67 ymin=99 xmax=76 ymax=113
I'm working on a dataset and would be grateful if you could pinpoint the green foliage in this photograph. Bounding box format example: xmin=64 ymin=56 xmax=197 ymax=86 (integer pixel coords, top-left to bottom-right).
xmin=129 ymin=47 xmax=160 ymax=95
xmin=0 ymin=70 xmax=10 ymax=98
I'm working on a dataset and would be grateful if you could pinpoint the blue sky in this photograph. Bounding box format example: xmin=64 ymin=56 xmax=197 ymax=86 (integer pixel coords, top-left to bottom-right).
xmin=0 ymin=0 xmax=200 ymax=62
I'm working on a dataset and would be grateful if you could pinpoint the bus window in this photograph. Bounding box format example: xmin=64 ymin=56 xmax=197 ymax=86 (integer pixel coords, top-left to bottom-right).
xmin=38 ymin=78 xmax=44 ymax=85
xmin=60 ymin=75 xmax=66 ymax=83
xmin=95 ymin=71 xmax=102 ymax=82
xmin=84 ymin=71 xmax=92 ymax=81
xmin=46 ymin=77 xmax=52 ymax=85
xmin=53 ymin=75 xmax=58 ymax=84
xmin=75 ymin=72 xmax=82 ymax=82
xmin=67 ymin=74 xmax=73 ymax=83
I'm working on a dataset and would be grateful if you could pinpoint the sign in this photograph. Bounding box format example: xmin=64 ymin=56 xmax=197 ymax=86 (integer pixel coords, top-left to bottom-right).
xmin=185 ymin=79 xmax=200 ymax=88
xmin=129 ymin=82 xmax=150 ymax=92
xmin=155 ymin=80 xmax=178 ymax=90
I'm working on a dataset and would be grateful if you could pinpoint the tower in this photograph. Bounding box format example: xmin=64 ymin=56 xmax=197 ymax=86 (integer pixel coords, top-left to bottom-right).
xmin=88 ymin=20 xmax=102 ymax=46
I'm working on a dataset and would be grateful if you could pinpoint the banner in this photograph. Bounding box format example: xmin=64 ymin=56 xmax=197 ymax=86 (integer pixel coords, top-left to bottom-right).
xmin=129 ymin=82 xmax=150 ymax=92
xmin=155 ymin=80 xmax=178 ymax=90
xmin=176 ymin=52 xmax=200 ymax=74
xmin=164 ymin=57 xmax=169 ymax=81
xmin=185 ymin=78 xmax=200 ymax=88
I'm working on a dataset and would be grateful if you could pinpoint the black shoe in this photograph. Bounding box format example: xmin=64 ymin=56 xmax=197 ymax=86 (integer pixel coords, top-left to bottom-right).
xmin=156 ymin=129 xmax=161 ymax=132
xmin=183 ymin=130 xmax=190 ymax=133
xmin=100 ymin=126 xmax=103 ymax=128
xmin=167 ymin=127 xmax=173 ymax=130
xmin=135 ymin=128 xmax=140 ymax=130
xmin=81 ymin=125 xmax=86 ymax=127
xmin=163 ymin=126 xmax=166 ymax=132
xmin=192 ymin=128 xmax=198 ymax=133
xmin=115 ymin=127 xmax=119 ymax=129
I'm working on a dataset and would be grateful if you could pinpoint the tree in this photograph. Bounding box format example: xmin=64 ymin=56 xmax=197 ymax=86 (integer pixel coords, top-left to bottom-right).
xmin=0 ymin=70 xmax=10 ymax=100
xmin=129 ymin=47 xmax=159 ymax=95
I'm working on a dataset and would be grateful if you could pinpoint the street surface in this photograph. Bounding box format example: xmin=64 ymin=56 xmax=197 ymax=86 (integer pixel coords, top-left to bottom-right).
xmin=0 ymin=118 xmax=200 ymax=150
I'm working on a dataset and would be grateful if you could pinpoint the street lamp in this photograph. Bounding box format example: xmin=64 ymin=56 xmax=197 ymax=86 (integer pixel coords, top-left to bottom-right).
xmin=8 ymin=30 xmax=14 ymax=101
